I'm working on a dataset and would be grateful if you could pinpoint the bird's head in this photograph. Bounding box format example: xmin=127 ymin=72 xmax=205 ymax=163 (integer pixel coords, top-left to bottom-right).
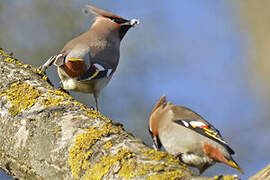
xmin=83 ymin=5 xmax=139 ymax=40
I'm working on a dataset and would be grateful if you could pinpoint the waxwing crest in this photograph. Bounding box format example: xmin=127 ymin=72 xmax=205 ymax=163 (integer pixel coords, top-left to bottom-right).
xmin=84 ymin=5 xmax=129 ymax=23
xmin=152 ymin=94 xmax=167 ymax=113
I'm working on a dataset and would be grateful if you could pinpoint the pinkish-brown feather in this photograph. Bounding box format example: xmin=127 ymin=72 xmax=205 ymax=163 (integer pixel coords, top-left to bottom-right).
xmin=203 ymin=143 xmax=230 ymax=165
xmin=85 ymin=5 xmax=128 ymax=22
xmin=149 ymin=95 xmax=167 ymax=136
xmin=63 ymin=61 xmax=88 ymax=78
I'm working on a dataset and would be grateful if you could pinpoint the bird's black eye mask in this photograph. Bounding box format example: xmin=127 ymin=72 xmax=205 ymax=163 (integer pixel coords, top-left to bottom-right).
xmin=106 ymin=16 xmax=129 ymax=24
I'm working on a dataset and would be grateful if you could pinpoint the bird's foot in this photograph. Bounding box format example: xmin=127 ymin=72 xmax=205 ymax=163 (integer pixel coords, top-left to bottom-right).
xmin=88 ymin=106 xmax=95 ymax=110
xmin=111 ymin=121 xmax=123 ymax=127
xmin=57 ymin=87 xmax=70 ymax=95
xmin=152 ymin=144 xmax=158 ymax=150
xmin=175 ymin=152 xmax=183 ymax=159
xmin=38 ymin=56 xmax=56 ymax=73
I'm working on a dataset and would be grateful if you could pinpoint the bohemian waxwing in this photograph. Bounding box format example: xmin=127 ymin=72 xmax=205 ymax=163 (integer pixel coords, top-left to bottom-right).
xmin=40 ymin=5 xmax=139 ymax=110
xmin=149 ymin=95 xmax=244 ymax=175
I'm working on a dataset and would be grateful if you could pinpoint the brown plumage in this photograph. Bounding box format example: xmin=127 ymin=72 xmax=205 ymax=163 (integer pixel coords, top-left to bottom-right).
xmin=40 ymin=5 xmax=139 ymax=110
xmin=149 ymin=95 xmax=244 ymax=174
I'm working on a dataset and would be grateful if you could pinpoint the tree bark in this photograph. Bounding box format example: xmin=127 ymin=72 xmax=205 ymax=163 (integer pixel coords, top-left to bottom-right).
xmin=249 ymin=164 xmax=270 ymax=180
xmin=0 ymin=49 xmax=239 ymax=180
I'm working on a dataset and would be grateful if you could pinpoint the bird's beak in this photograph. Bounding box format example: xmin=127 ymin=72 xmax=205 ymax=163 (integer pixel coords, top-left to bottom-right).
xmin=122 ymin=19 xmax=140 ymax=27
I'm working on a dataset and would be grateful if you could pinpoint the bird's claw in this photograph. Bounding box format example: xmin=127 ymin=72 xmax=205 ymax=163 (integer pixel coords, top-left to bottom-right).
xmin=39 ymin=56 xmax=57 ymax=73
xmin=152 ymin=144 xmax=158 ymax=150
xmin=111 ymin=121 xmax=123 ymax=127
xmin=57 ymin=87 xmax=70 ymax=95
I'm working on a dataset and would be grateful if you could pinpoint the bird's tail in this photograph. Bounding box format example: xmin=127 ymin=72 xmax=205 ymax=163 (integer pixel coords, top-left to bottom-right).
xmin=228 ymin=159 xmax=244 ymax=174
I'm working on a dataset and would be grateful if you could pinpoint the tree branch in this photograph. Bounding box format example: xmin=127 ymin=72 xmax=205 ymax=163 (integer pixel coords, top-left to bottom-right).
xmin=0 ymin=49 xmax=238 ymax=179
xmin=250 ymin=164 xmax=270 ymax=180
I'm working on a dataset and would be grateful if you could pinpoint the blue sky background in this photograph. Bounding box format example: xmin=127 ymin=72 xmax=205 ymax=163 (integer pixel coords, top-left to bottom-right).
xmin=1 ymin=0 xmax=269 ymax=179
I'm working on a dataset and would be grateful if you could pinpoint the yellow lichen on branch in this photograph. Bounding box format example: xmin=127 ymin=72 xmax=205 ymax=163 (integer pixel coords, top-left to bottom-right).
xmin=68 ymin=120 xmax=193 ymax=179
xmin=0 ymin=81 xmax=40 ymax=116
xmin=68 ymin=123 xmax=121 ymax=179
xmin=82 ymin=149 xmax=135 ymax=180
xmin=118 ymin=159 xmax=137 ymax=178
xmin=0 ymin=49 xmax=48 ymax=81
xmin=103 ymin=141 xmax=113 ymax=149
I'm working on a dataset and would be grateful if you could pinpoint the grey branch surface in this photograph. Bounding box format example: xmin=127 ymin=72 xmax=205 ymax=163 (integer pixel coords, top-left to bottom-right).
xmin=0 ymin=50 xmax=240 ymax=180
xmin=249 ymin=164 xmax=270 ymax=180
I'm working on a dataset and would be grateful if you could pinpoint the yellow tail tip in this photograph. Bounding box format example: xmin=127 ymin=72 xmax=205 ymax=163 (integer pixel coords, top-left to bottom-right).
xmin=229 ymin=161 xmax=244 ymax=174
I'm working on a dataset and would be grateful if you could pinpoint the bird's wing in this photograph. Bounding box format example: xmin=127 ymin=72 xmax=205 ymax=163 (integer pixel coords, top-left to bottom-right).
xmin=77 ymin=63 xmax=113 ymax=81
xmin=53 ymin=51 xmax=90 ymax=68
xmin=65 ymin=44 xmax=90 ymax=63
xmin=173 ymin=119 xmax=235 ymax=154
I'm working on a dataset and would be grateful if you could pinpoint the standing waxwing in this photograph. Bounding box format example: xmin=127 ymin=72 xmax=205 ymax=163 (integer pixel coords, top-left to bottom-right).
xmin=40 ymin=5 xmax=139 ymax=110
xmin=149 ymin=95 xmax=244 ymax=175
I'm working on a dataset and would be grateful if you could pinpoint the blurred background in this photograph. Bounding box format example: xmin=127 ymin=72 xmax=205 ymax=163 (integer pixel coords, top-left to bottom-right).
xmin=0 ymin=0 xmax=269 ymax=179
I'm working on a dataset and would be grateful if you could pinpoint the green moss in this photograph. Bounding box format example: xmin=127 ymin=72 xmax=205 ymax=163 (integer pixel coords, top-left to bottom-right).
xmin=68 ymin=123 xmax=120 ymax=179
xmin=0 ymin=81 xmax=40 ymax=116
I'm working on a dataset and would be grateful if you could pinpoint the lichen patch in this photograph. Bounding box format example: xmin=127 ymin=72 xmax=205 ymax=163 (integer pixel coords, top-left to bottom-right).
xmin=0 ymin=81 xmax=40 ymax=116
xmin=145 ymin=170 xmax=185 ymax=180
xmin=81 ymin=149 xmax=135 ymax=180
xmin=68 ymin=123 xmax=120 ymax=179
xmin=118 ymin=158 xmax=137 ymax=178
xmin=103 ymin=141 xmax=113 ymax=149
xmin=140 ymin=148 xmax=180 ymax=164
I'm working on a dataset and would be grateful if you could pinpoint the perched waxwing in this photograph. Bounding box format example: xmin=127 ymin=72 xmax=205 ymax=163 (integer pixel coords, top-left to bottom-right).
xmin=40 ymin=5 xmax=139 ymax=110
xmin=149 ymin=95 xmax=244 ymax=175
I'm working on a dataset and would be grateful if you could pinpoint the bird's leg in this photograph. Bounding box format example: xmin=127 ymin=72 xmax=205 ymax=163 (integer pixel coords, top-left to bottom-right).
xmin=93 ymin=93 xmax=99 ymax=111
xmin=38 ymin=56 xmax=57 ymax=73
xmin=175 ymin=153 xmax=184 ymax=163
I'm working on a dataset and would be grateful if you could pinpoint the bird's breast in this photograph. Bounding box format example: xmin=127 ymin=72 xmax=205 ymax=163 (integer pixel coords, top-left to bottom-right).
xmin=181 ymin=153 xmax=214 ymax=168
xmin=61 ymin=78 xmax=95 ymax=93
xmin=57 ymin=67 xmax=93 ymax=93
